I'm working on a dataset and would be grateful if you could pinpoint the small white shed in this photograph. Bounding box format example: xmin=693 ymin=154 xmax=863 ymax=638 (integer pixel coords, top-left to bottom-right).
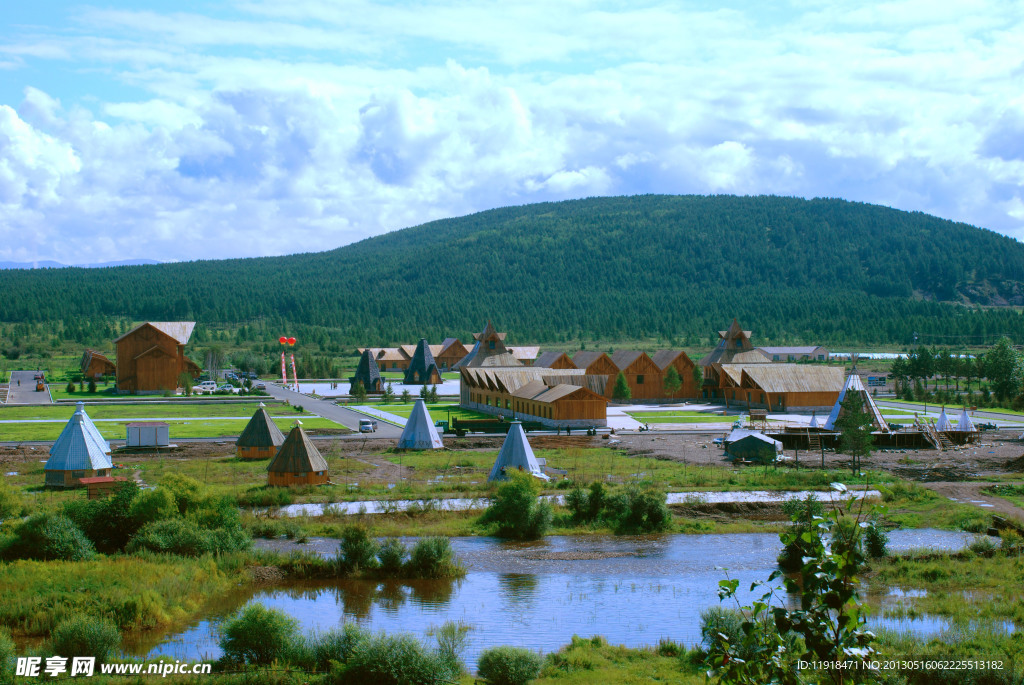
xmin=126 ymin=421 xmax=170 ymax=447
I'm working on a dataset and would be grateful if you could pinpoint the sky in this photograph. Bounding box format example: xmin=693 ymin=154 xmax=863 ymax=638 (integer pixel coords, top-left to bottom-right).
xmin=2 ymin=1 xmax=1023 ymax=264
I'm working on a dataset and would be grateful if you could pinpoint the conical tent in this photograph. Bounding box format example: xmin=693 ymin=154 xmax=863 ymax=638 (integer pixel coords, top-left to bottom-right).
xmin=956 ymin=408 xmax=976 ymax=432
xmin=350 ymin=349 xmax=384 ymax=393
xmin=46 ymin=402 xmax=113 ymax=487
xmin=824 ymin=374 xmax=889 ymax=432
xmin=236 ymin=402 xmax=286 ymax=459
xmin=268 ymin=422 xmax=330 ymax=486
xmin=936 ymin=408 xmax=953 ymax=432
xmin=488 ymin=421 xmax=549 ymax=481
xmin=397 ymin=399 xmax=444 ymax=449
xmin=809 ymin=412 xmax=819 ymax=429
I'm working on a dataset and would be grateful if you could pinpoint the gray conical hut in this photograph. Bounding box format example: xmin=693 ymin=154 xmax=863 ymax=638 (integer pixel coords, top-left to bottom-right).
xmin=397 ymin=399 xmax=444 ymax=449
xmin=403 ymin=339 xmax=442 ymax=385
xmin=488 ymin=421 xmax=549 ymax=481
xmin=350 ymin=349 xmax=384 ymax=394
xmin=268 ymin=422 xmax=329 ymax=486
xmin=236 ymin=403 xmax=286 ymax=459
xmin=45 ymin=402 xmax=113 ymax=488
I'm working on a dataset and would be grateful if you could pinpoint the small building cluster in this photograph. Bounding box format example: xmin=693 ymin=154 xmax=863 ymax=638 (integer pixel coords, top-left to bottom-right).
xmin=359 ymin=335 xmax=538 ymax=373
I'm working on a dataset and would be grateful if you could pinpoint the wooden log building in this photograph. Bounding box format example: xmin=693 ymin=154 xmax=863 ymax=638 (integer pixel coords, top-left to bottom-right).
xmin=80 ymin=349 xmax=116 ymax=379
xmin=115 ymin=322 xmax=201 ymax=394
xmin=267 ymin=423 xmax=329 ymax=486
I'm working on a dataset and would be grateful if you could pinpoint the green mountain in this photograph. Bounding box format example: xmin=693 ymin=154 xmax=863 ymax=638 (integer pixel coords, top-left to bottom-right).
xmin=2 ymin=195 xmax=1022 ymax=348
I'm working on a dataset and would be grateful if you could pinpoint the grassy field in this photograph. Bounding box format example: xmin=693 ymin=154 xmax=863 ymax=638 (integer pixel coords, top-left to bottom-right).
xmin=359 ymin=402 xmax=490 ymax=424
xmin=0 ymin=416 xmax=341 ymax=442
xmin=0 ymin=402 xmax=303 ymax=421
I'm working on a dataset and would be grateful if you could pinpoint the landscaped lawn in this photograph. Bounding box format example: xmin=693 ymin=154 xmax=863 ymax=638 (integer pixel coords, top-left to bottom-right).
xmin=0 ymin=415 xmax=340 ymax=441
xmin=355 ymin=402 xmax=490 ymax=424
xmin=0 ymin=402 xmax=309 ymax=421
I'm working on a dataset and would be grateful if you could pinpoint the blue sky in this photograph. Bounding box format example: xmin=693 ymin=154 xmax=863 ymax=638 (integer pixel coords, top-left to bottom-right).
xmin=2 ymin=1 xmax=1023 ymax=263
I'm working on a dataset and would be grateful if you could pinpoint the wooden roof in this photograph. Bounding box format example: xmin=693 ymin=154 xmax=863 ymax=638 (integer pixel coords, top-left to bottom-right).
xmin=115 ymin=322 xmax=195 ymax=345
xmin=268 ymin=424 xmax=328 ymax=473
xmin=508 ymin=346 xmax=540 ymax=361
xmin=351 ymin=348 xmax=383 ymax=389
xmin=533 ymin=351 xmax=577 ymax=369
xmin=237 ymin=406 xmax=286 ymax=448
xmin=650 ymin=349 xmax=694 ymax=370
xmin=404 ymin=338 xmax=441 ymax=382
xmin=473 ymin=320 xmax=507 ymax=342
xmin=725 ymin=364 xmax=845 ymax=394
xmin=609 ymin=350 xmax=659 ymax=374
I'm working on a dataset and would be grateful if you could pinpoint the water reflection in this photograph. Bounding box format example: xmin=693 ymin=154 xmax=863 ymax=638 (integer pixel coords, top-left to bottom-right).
xmin=498 ymin=574 xmax=539 ymax=608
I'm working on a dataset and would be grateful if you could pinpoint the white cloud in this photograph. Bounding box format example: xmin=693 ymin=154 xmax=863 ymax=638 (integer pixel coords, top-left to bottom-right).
xmin=0 ymin=0 xmax=1022 ymax=262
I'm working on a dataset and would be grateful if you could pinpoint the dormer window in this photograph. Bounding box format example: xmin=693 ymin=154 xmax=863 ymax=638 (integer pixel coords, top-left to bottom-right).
xmin=489 ymin=340 xmax=496 ymax=349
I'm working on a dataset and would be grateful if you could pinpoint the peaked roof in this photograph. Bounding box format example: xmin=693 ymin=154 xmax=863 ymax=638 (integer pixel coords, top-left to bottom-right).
xmin=823 ymin=374 xmax=889 ymax=433
xmin=404 ymin=339 xmax=442 ymax=383
xmin=474 ymin=320 xmax=507 ymax=342
xmin=237 ymin=404 xmax=286 ymax=448
xmin=115 ymin=322 xmax=196 ymax=345
xmin=46 ymin=402 xmax=112 ymax=472
xmin=534 ymin=351 xmax=577 ymax=369
xmin=453 ymin=337 xmax=523 ymax=369
xmin=651 ymin=349 xmax=693 ymax=370
xmin=508 ymin=346 xmax=540 ymax=361
xmin=488 ymin=422 xmax=549 ymax=481
xmin=956 ymin=408 xmax=976 ymax=432
xmin=268 ymin=423 xmax=329 ymax=473
xmin=397 ymin=399 xmax=444 ymax=449
xmin=351 ymin=348 xmax=383 ymax=390
xmin=936 ymin=408 xmax=953 ymax=432
xmin=702 ymin=319 xmax=759 ymax=367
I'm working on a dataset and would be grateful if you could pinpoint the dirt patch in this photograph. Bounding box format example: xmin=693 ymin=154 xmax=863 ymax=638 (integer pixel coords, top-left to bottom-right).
xmin=671 ymin=501 xmax=788 ymax=521
xmin=919 ymin=481 xmax=1024 ymax=524
xmin=248 ymin=565 xmax=286 ymax=584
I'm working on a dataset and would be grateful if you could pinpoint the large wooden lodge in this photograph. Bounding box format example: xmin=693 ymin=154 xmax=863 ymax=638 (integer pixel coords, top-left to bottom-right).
xmin=115 ymin=322 xmax=201 ymax=394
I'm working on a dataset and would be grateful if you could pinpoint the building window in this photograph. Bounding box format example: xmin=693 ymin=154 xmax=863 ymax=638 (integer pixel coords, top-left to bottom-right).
xmin=505 ymin=399 xmax=510 ymax=409
xmin=772 ymin=355 xmax=780 ymax=361
xmin=295 ymin=472 xmax=306 ymax=478
xmin=760 ymin=393 xmax=765 ymax=403
xmin=636 ymin=375 xmax=644 ymax=384
xmin=72 ymin=470 xmax=85 ymax=479
xmin=489 ymin=340 xmax=495 ymax=349
xmin=818 ymin=354 xmax=825 ymax=361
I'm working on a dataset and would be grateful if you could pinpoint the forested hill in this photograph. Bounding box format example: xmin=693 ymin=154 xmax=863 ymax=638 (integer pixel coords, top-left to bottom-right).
xmin=2 ymin=195 xmax=1023 ymax=347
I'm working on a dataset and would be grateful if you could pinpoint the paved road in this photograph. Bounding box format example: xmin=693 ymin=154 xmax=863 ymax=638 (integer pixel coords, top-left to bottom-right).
xmin=263 ymin=383 xmax=404 ymax=438
xmin=5 ymin=371 xmax=53 ymax=405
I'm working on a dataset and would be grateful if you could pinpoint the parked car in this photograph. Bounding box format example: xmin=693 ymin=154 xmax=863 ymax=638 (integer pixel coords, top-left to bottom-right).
xmin=359 ymin=419 xmax=378 ymax=433
xmin=195 ymin=380 xmax=218 ymax=393
xmin=216 ymin=384 xmax=238 ymax=393
xmin=255 ymin=382 xmax=267 ymax=390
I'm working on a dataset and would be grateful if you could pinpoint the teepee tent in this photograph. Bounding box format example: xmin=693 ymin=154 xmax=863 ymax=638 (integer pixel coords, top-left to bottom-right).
xmin=809 ymin=412 xmax=819 ymax=429
xmin=956 ymin=408 xmax=976 ymax=433
xmin=824 ymin=374 xmax=889 ymax=433
xmin=488 ymin=421 xmax=549 ymax=481
xmin=236 ymin=403 xmax=286 ymax=459
xmin=45 ymin=402 xmax=113 ymax=488
xmin=397 ymin=399 xmax=444 ymax=449
xmin=267 ymin=422 xmax=329 ymax=486
xmin=935 ymin=408 xmax=953 ymax=432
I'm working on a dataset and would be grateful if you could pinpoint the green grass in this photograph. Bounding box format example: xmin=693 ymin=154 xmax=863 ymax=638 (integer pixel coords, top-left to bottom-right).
xmin=47 ymin=385 xmax=120 ymax=401
xmin=878 ymin=482 xmax=992 ymax=532
xmin=0 ymin=402 xmax=305 ymax=421
xmin=354 ymin=402 xmax=490 ymax=424
xmin=982 ymin=484 xmax=1024 ymax=510
xmin=534 ymin=635 xmax=703 ymax=684
xmin=0 ymin=416 xmax=341 ymax=442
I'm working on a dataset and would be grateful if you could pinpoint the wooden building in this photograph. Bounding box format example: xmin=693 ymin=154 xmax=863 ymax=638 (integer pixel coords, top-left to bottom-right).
xmin=350 ymin=349 xmax=384 ymax=393
xmin=357 ymin=347 xmax=411 ymax=371
xmin=533 ymin=351 xmax=577 ymax=370
xmin=115 ymin=322 xmax=201 ymax=394
xmin=571 ymin=351 xmax=619 ymax=380
xmin=757 ymin=346 xmax=830 ymax=362
xmin=404 ymin=338 xmax=443 ymax=385
xmin=651 ymin=349 xmax=698 ymax=399
xmin=700 ymin=319 xmax=768 ymax=371
xmin=267 ymin=423 xmax=329 ymax=486
xmin=454 ymin=321 xmax=523 ymax=369
xmin=460 ymin=367 xmax=608 ymax=427
xmin=609 ymin=351 xmax=663 ymax=400
xmin=435 ymin=338 xmax=470 ymax=370
xmin=80 ymin=349 xmax=116 ymax=379
xmin=715 ymin=364 xmax=843 ymax=412
xmin=237 ymin=404 xmax=286 ymax=459
xmin=508 ymin=347 xmax=540 ymax=366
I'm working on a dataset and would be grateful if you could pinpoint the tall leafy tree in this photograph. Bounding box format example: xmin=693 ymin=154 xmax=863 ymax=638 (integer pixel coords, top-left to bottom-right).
xmin=612 ymin=372 xmax=631 ymax=402
xmin=663 ymin=366 xmax=682 ymax=396
xmin=985 ymin=337 xmax=1023 ymax=401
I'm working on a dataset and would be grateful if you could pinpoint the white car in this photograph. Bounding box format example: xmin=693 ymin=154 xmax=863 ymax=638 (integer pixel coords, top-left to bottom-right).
xmin=195 ymin=381 xmax=218 ymax=393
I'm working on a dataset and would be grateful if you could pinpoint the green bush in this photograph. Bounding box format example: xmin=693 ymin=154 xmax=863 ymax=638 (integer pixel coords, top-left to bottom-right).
xmin=64 ymin=481 xmax=140 ymax=553
xmin=477 ymin=646 xmax=543 ymax=685
xmin=480 ymin=471 xmax=552 ymax=540
xmin=0 ymin=628 xmax=14 ymax=685
xmin=159 ymin=474 xmax=206 ymax=515
xmin=377 ymin=538 xmax=408 ymax=577
xmin=287 ymin=624 xmax=369 ymax=672
xmin=864 ymin=520 xmax=889 ymax=558
xmin=49 ymin=615 xmax=120 ymax=662
xmin=405 ymin=537 xmax=464 ymax=579
xmin=432 ymin=621 xmax=469 ymax=674
xmin=337 ymin=525 xmax=379 ymax=574
xmin=3 ymin=512 xmax=94 ymax=561
xmin=129 ymin=488 xmax=177 ymax=527
xmin=126 ymin=517 xmax=249 ymax=556
xmin=0 ymin=479 xmax=23 ymax=520
xmin=336 ymin=632 xmax=458 ymax=685
xmin=602 ymin=486 xmax=670 ymax=534
xmin=220 ymin=603 xmax=299 ymax=665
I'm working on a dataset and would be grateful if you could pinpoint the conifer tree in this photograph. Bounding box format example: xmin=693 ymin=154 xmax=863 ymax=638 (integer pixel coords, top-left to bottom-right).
xmin=612 ymin=371 xmax=631 ymax=402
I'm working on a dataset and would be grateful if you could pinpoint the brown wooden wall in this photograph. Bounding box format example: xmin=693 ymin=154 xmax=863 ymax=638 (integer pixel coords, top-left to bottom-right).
xmin=237 ymin=445 xmax=276 ymax=460
xmin=45 ymin=468 xmax=109 ymax=488
xmin=85 ymin=357 xmax=116 ymax=379
xmin=268 ymin=471 xmax=330 ymax=487
xmin=116 ymin=325 xmax=195 ymax=393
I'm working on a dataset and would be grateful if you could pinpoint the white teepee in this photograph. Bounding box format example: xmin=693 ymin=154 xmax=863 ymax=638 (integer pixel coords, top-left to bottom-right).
xmin=956 ymin=408 xmax=976 ymax=433
xmin=809 ymin=412 xmax=819 ymax=429
xmin=46 ymin=402 xmax=113 ymax=472
xmin=824 ymin=374 xmax=888 ymax=432
xmin=936 ymin=408 xmax=953 ymax=432
xmin=488 ymin=421 xmax=549 ymax=481
xmin=396 ymin=399 xmax=444 ymax=449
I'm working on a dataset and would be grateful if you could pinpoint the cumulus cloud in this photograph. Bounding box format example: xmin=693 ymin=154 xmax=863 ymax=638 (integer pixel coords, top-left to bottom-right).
xmin=0 ymin=0 xmax=1022 ymax=262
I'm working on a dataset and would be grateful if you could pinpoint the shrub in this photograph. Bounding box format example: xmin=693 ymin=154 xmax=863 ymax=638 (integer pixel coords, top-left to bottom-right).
xmin=602 ymin=486 xmax=671 ymax=534
xmin=87 ymin=379 xmax=96 ymax=393
xmin=700 ymin=606 xmax=744 ymax=653
xmin=66 ymin=381 xmax=76 ymax=394
xmin=864 ymin=520 xmax=889 ymax=558
xmin=969 ymin=536 xmax=997 ymax=555
xmin=480 ymin=471 xmax=552 ymax=540
xmin=127 ymin=517 xmax=249 ymax=556
xmin=477 ymin=646 xmax=543 ymax=685
xmin=337 ymin=525 xmax=379 ymax=574
xmin=337 ymin=633 xmax=458 ymax=685
xmin=3 ymin=512 xmax=94 ymax=561
xmin=406 ymin=537 xmax=464 ymax=579
xmin=0 ymin=479 xmax=23 ymax=520
xmin=220 ymin=603 xmax=299 ymax=665
xmin=0 ymin=628 xmax=14 ymax=684
xmin=377 ymin=538 xmax=408 ymax=577
xmin=288 ymin=624 xmax=369 ymax=672
xmin=65 ymin=481 xmax=141 ymax=553
xmin=432 ymin=621 xmax=469 ymax=674
xmin=159 ymin=474 xmax=206 ymax=516
xmin=49 ymin=615 xmax=120 ymax=662
xmin=129 ymin=487 xmax=178 ymax=527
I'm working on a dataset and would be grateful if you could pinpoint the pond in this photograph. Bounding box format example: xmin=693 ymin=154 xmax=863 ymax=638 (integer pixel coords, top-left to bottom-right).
xmin=134 ymin=530 xmax=994 ymax=666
